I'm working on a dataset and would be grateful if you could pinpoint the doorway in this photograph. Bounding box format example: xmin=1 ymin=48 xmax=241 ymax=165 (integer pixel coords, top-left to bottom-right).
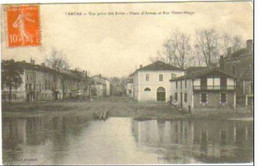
xmin=157 ymin=87 xmax=166 ymax=101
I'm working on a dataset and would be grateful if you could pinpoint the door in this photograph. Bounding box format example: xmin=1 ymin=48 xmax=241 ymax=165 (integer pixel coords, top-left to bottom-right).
xmin=157 ymin=87 xmax=166 ymax=101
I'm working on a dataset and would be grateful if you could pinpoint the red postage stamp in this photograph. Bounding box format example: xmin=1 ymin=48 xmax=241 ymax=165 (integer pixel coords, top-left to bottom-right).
xmin=6 ymin=5 xmax=41 ymax=47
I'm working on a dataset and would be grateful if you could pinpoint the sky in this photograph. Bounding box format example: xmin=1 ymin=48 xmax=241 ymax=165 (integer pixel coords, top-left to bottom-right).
xmin=1 ymin=2 xmax=253 ymax=77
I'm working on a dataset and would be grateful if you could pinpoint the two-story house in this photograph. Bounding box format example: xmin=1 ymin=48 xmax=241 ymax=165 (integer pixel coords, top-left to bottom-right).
xmin=132 ymin=61 xmax=185 ymax=102
xmin=90 ymin=75 xmax=110 ymax=97
xmin=219 ymin=39 xmax=253 ymax=106
xmin=170 ymin=68 xmax=236 ymax=112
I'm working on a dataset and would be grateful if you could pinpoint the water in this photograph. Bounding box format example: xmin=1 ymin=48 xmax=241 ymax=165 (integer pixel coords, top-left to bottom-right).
xmin=2 ymin=115 xmax=253 ymax=164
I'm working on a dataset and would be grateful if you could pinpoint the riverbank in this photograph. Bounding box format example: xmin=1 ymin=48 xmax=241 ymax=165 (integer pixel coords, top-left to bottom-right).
xmin=2 ymin=97 xmax=253 ymax=120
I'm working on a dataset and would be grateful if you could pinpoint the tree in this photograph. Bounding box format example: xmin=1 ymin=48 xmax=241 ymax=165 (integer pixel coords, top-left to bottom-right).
xmin=45 ymin=49 xmax=70 ymax=72
xmin=220 ymin=33 xmax=232 ymax=55
xmin=219 ymin=34 xmax=243 ymax=56
xmin=195 ymin=29 xmax=220 ymax=67
xmin=232 ymin=35 xmax=243 ymax=52
xmin=163 ymin=30 xmax=191 ymax=69
xmin=2 ymin=59 xmax=23 ymax=103
xmin=149 ymin=51 xmax=165 ymax=63
xmin=186 ymin=50 xmax=205 ymax=67
xmin=45 ymin=49 xmax=70 ymax=100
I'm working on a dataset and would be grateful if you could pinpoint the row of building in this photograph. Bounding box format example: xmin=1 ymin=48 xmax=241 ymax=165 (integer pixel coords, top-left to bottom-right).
xmin=126 ymin=39 xmax=253 ymax=112
xmin=2 ymin=59 xmax=111 ymax=103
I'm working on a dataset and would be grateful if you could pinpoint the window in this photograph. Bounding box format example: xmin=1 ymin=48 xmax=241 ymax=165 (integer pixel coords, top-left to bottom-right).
xmin=144 ymin=87 xmax=151 ymax=91
xmin=159 ymin=74 xmax=163 ymax=81
xmin=145 ymin=74 xmax=150 ymax=81
xmin=201 ymin=78 xmax=207 ymax=88
xmin=171 ymin=73 xmax=176 ymax=79
xmin=25 ymin=84 xmax=28 ymax=90
xmin=176 ymin=81 xmax=178 ymax=89
xmin=185 ymin=80 xmax=187 ymax=89
xmin=220 ymin=92 xmax=227 ymax=103
xmin=220 ymin=77 xmax=227 ymax=88
xmin=201 ymin=93 xmax=207 ymax=103
xmin=175 ymin=92 xmax=178 ymax=101
xmin=184 ymin=93 xmax=187 ymax=102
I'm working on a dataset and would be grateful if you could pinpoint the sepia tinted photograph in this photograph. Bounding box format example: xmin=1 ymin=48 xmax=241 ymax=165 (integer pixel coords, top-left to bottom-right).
xmin=1 ymin=1 xmax=253 ymax=165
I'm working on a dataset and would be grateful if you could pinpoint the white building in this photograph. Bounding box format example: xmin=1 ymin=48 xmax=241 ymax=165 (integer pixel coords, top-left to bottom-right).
xmin=132 ymin=61 xmax=185 ymax=102
xmin=91 ymin=75 xmax=110 ymax=97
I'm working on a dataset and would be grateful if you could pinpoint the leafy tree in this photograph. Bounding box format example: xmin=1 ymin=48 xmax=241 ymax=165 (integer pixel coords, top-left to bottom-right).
xmin=2 ymin=59 xmax=23 ymax=103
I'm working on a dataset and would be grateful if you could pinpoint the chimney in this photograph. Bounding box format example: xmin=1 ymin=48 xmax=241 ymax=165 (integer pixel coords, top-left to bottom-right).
xmin=246 ymin=39 xmax=253 ymax=52
xmin=30 ymin=58 xmax=35 ymax=64
xmin=227 ymin=47 xmax=232 ymax=57
xmin=139 ymin=65 xmax=143 ymax=69
xmin=219 ymin=55 xmax=224 ymax=70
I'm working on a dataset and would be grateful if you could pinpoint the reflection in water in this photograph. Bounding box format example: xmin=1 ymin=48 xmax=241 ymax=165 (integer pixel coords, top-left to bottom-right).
xmin=3 ymin=115 xmax=90 ymax=165
xmin=131 ymin=119 xmax=253 ymax=163
xmin=3 ymin=116 xmax=253 ymax=164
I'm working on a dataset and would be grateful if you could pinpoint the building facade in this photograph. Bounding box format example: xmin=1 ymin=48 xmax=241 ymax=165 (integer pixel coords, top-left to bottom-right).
xmin=90 ymin=75 xmax=110 ymax=97
xmin=126 ymin=77 xmax=133 ymax=98
xmin=170 ymin=68 xmax=236 ymax=112
xmin=2 ymin=60 xmax=88 ymax=102
xmin=132 ymin=61 xmax=185 ymax=102
xmin=219 ymin=39 xmax=253 ymax=106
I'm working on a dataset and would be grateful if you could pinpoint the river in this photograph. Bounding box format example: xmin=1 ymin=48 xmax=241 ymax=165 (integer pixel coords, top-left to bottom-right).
xmin=2 ymin=115 xmax=253 ymax=164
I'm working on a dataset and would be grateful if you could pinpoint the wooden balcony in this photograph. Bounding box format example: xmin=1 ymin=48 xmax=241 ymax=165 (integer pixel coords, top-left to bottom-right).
xmin=193 ymin=85 xmax=236 ymax=91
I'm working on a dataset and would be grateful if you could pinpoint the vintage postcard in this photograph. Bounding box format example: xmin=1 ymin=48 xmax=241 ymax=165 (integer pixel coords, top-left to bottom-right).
xmin=1 ymin=1 xmax=253 ymax=165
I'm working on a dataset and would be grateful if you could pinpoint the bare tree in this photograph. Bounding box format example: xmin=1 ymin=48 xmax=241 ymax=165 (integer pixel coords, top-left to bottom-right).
xmin=163 ymin=30 xmax=191 ymax=69
xmin=195 ymin=29 xmax=220 ymax=67
xmin=220 ymin=33 xmax=232 ymax=55
xmin=232 ymin=35 xmax=243 ymax=52
xmin=149 ymin=51 xmax=165 ymax=63
xmin=45 ymin=49 xmax=70 ymax=71
xmin=186 ymin=50 xmax=205 ymax=67
xmin=45 ymin=48 xmax=70 ymax=100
